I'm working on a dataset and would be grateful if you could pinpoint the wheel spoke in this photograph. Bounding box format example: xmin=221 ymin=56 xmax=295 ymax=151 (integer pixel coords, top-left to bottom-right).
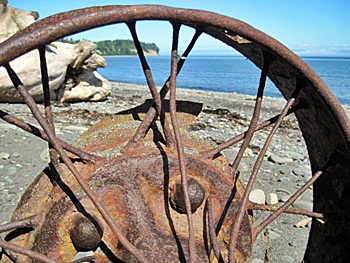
xmin=0 ymin=216 xmax=38 ymax=233
xmin=127 ymin=22 xmax=175 ymax=147
xmin=248 ymin=203 xmax=323 ymax=219
xmin=122 ymin=28 xmax=203 ymax=152
xmin=169 ymin=22 xmax=198 ymax=262
xmin=0 ymin=238 xmax=58 ymax=263
xmin=206 ymin=196 xmax=223 ymax=262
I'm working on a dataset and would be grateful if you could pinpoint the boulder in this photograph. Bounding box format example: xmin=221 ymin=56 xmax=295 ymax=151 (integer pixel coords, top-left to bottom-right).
xmin=0 ymin=1 xmax=112 ymax=103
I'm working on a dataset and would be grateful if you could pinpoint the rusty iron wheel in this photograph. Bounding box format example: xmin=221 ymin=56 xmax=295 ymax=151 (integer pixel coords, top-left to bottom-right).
xmin=0 ymin=5 xmax=350 ymax=263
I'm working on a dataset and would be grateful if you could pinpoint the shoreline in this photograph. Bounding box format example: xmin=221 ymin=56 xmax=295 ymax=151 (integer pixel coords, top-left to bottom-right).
xmin=108 ymin=81 xmax=350 ymax=118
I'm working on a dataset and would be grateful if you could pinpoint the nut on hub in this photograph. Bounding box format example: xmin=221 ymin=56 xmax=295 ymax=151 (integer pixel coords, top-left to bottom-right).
xmin=169 ymin=177 xmax=206 ymax=214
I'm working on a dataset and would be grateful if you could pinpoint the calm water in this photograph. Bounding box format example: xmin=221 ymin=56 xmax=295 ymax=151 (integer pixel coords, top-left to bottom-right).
xmin=98 ymin=56 xmax=350 ymax=105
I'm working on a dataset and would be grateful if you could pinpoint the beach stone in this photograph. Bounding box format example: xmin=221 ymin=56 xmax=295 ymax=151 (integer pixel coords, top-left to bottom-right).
xmin=71 ymin=251 xmax=94 ymax=262
xmin=268 ymin=153 xmax=288 ymax=164
xmin=252 ymin=259 xmax=264 ymax=263
xmin=0 ymin=152 xmax=10 ymax=160
xmin=292 ymin=200 xmax=313 ymax=212
xmin=12 ymin=152 xmax=20 ymax=158
xmin=293 ymin=166 xmax=308 ymax=176
xmin=278 ymin=177 xmax=291 ymax=183
xmin=249 ymin=189 xmax=266 ymax=204
xmin=266 ymin=193 xmax=279 ymax=205
xmin=279 ymin=166 xmax=291 ymax=175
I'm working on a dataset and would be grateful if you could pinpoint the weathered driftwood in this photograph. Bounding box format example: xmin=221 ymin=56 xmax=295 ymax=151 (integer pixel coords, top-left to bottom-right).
xmin=0 ymin=0 xmax=111 ymax=103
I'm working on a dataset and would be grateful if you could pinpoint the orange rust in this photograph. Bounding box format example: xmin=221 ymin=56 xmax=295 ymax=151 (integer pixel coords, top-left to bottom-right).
xmin=6 ymin=109 xmax=252 ymax=262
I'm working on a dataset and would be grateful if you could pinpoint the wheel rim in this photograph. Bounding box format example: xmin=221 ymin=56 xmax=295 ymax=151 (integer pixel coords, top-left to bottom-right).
xmin=0 ymin=5 xmax=349 ymax=262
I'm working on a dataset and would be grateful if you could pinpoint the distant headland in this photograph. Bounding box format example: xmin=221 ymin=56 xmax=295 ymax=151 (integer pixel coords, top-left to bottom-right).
xmin=59 ymin=38 xmax=160 ymax=56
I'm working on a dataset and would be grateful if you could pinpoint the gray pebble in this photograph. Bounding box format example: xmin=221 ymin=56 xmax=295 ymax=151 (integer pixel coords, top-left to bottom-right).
xmin=279 ymin=166 xmax=291 ymax=175
xmin=278 ymin=177 xmax=291 ymax=183
xmin=268 ymin=153 xmax=286 ymax=164
xmin=270 ymin=154 xmax=294 ymax=164
xmin=292 ymin=200 xmax=313 ymax=212
xmin=252 ymin=259 xmax=264 ymax=263
xmin=293 ymin=166 xmax=309 ymax=176
xmin=12 ymin=152 xmax=20 ymax=158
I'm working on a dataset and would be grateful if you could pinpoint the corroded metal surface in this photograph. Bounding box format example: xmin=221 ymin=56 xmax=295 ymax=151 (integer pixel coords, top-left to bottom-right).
xmin=7 ymin=110 xmax=252 ymax=262
xmin=0 ymin=4 xmax=349 ymax=263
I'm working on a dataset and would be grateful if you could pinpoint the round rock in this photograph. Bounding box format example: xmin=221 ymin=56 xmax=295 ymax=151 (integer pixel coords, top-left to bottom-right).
xmin=0 ymin=152 xmax=10 ymax=160
xmin=249 ymin=189 xmax=266 ymax=204
xmin=266 ymin=193 xmax=279 ymax=205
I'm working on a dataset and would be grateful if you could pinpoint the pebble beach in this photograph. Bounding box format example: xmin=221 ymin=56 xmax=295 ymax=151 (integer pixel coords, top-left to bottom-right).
xmin=1 ymin=82 xmax=350 ymax=262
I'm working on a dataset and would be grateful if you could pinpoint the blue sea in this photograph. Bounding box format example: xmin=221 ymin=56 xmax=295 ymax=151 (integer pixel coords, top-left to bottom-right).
xmin=98 ymin=56 xmax=350 ymax=105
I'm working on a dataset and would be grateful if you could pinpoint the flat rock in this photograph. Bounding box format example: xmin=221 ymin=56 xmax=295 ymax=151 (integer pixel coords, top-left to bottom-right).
xmin=278 ymin=177 xmax=291 ymax=183
xmin=268 ymin=153 xmax=293 ymax=164
xmin=293 ymin=166 xmax=309 ymax=176
xmin=292 ymin=200 xmax=313 ymax=212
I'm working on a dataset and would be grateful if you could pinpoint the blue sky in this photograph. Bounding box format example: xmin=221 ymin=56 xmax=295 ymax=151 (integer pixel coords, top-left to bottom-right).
xmin=9 ymin=0 xmax=350 ymax=56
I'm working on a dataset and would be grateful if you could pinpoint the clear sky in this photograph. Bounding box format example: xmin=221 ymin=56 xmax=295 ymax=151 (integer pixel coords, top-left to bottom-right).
xmin=9 ymin=0 xmax=350 ymax=56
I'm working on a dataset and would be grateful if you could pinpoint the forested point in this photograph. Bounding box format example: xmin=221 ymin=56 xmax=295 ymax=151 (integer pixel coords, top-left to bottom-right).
xmin=59 ymin=38 xmax=159 ymax=56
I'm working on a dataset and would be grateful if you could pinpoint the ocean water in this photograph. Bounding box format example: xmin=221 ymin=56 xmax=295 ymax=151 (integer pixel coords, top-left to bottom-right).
xmin=98 ymin=56 xmax=350 ymax=105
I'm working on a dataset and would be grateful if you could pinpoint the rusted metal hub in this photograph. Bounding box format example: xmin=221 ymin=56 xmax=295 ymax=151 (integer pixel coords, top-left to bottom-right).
xmin=6 ymin=108 xmax=252 ymax=262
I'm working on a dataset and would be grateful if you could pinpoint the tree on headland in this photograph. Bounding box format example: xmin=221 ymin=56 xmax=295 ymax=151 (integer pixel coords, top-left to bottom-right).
xmin=58 ymin=38 xmax=159 ymax=56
